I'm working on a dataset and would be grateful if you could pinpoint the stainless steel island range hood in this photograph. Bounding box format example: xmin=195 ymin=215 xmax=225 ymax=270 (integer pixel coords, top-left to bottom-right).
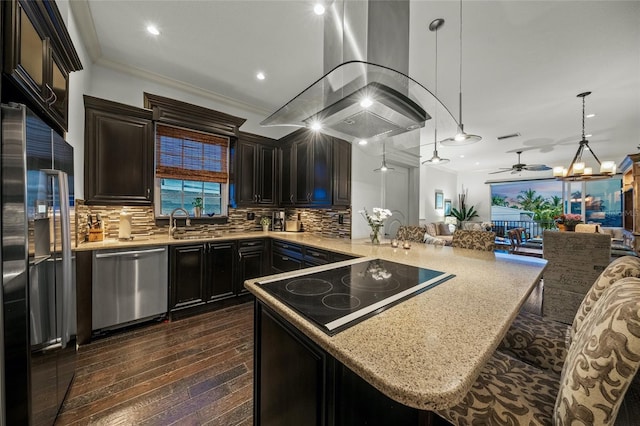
xmin=261 ymin=0 xmax=458 ymax=147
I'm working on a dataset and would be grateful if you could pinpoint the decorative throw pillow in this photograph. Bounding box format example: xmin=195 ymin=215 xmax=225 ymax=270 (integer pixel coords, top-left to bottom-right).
xmin=438 ymin=223 xmax=452 ymax=236
xmin=425 ymin=223 xmax=438 ymax=237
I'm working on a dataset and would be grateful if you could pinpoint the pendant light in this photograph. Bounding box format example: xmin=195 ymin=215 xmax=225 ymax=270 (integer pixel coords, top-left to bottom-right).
xmin=423 ymin=18 xmax=450 ymax=165
xmin=441 ymin=0 xmax=482 ymax=146
xmin=553 ymin=91 xmax=616 ymax=181
xmin=374 ymin=141 xmax=394 ymax=172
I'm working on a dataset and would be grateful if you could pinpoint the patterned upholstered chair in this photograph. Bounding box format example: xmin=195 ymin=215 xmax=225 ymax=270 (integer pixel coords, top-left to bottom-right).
xmin=451 ymin=230 xmax=496 ymax=252
xmin=500 ymin=255 xmax=640 ymax=375
xmin=436 ymin=277 xmax=640 ymax=426
xmin=395 ymin=225 xmax=427 ymax=243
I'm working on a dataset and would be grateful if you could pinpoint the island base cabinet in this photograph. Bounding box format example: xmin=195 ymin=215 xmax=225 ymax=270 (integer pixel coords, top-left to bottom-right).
xmin=254 ymin=302 xmax=433 ymax=426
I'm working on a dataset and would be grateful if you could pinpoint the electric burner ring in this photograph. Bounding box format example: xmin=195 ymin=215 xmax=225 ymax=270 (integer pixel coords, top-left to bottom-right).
xmin=322 ymin=293 xmax=361 ymax=310
xmin=285 ymin=278 xmax=333 ymax=296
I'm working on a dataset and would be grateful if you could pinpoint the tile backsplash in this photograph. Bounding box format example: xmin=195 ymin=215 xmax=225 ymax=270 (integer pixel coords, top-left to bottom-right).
xmin=75 ymin=200 xmax=351 ymax=244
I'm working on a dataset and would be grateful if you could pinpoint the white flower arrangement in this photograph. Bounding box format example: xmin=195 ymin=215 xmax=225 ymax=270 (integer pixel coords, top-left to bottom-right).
xmin=359 ymin=207 xmax=392 ymax=227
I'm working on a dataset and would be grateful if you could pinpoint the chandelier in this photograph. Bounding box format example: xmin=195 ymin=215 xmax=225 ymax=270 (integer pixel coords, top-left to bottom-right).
xmin=553 ymin=91 xmax=616 ymax=181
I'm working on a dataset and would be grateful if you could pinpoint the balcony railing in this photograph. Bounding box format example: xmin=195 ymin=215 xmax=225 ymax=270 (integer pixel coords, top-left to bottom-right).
xmin=490 ymin=220 xmax=557 ymax=239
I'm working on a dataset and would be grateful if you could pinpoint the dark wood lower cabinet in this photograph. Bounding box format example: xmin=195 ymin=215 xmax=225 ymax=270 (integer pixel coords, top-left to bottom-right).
xmin=170 ymin=240 xmax=266 ymax=317
xmin=170 ymin=244 xmax=206 ymax=311
xmin=255 ymin=302 xmax=432 ymax=426
xmin=206 ymin=241 xmax=236 ymax=301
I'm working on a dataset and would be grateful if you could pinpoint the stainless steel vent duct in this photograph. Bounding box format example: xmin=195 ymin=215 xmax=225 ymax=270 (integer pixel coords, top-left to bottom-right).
xmin=261 ymin=0 xmax=458 ymax=150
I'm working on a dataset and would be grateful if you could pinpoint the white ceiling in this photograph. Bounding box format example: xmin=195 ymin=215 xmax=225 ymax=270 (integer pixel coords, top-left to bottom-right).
xmin=71 ymin=0 xmax=640 ymax=175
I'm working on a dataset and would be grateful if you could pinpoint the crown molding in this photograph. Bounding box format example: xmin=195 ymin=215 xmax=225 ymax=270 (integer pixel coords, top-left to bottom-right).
xmin=68 ymin=0 xmax=101 ymax=62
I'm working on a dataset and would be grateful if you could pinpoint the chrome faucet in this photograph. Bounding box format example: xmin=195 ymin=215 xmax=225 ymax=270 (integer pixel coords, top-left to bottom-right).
xmin=169 ymin=207 xmax=191 ymax=237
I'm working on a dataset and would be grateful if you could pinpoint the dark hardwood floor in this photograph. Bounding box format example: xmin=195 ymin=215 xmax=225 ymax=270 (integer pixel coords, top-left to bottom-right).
xmin=56 ymin=303 xmax=254 ymax=425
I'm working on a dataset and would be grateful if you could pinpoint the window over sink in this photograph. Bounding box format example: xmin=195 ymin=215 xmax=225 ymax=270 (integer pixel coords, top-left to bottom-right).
xmin=155 ymin=124 xmax=229 ymax=217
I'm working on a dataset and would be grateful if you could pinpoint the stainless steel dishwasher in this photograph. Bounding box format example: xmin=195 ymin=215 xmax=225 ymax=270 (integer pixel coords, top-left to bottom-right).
xmin=92 ymin=246 xmax=168 ymax=331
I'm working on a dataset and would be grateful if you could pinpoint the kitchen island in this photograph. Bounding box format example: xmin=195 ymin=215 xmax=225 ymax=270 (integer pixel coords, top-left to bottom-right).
xmin=244 ymin=237 xmax=547 ymax=424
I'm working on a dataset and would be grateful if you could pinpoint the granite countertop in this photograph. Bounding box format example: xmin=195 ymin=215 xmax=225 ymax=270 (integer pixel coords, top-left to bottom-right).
xmin=76 ymin=231 xmax=547 ymax=411
xmin=244 ymin=236 xmax=547 ymax=411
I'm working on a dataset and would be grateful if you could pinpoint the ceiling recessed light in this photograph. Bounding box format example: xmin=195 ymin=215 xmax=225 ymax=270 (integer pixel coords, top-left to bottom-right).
xmin=256 ymin=72 xmax=265 ymax=80
xmin=314 ymin=3 xmax=325 ymax=15
xmin=358 ymin=139 xmax=368 ymax=145
xmin=359 ymin=98 xmax=373 ymax=108
xmin=586 ymin=133 xmax=593 ymax=138
xmin=459 ymin=155 xmax=465 ymax=158
xmin=310 ymin=121 xmax=322 ymax=131
xmin=586 ymin=113 xmax=595 ymax=118
xmin=475 ymin=162 xmax=480 ymax=165
xmin=146 ymin=25 xmax=160 ymax=36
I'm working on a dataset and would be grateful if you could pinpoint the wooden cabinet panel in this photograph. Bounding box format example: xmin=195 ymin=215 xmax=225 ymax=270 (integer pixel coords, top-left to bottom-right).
xmin=257 ymin=306 xmax=328 ymax=426
xmin=278 ymin=129 xmax=349 ymax=207
xmin=206 ymin=241 xmax=235 ymax=301
xmin=332 ymin=137 xmax=352 ymax=206
xmin=84 ymin=95 xmax=153 ymax=205
xmin=2 ymin=0 xmax=82 ymax=133
xmin=170 ymin=245 xmax=206 ymax=311
xmin=279 ymin=143 xmax=295 ymax=206
xmin=236 ymin=133 xmax=278 ymax=206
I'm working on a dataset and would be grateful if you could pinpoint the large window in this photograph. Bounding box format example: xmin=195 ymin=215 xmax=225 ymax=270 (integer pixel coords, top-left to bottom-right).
xmin=156 ymin=124 xmax=229 ymax=216
xmin=489 ymin=177 xmax=623 ymax=228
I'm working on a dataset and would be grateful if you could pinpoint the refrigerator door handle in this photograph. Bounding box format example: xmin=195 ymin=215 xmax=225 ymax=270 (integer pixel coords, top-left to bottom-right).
xmin=43 ymin=169 xmax=72 ymax=349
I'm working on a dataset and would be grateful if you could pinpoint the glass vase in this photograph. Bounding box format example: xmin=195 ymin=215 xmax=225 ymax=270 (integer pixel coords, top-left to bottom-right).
xmin=370 ymin=228 xmax=381 ymax=245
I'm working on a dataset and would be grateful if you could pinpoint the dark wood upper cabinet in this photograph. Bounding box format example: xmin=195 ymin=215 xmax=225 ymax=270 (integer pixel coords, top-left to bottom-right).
xmin=236 ymin=132 xmax=278 ymax=206
xmin=2 ymin=0 xmax=82 ymax=133
xmin=332 ymin=138 xmax=352 ymax=206
xmin=279 ymin=129 xmax=351 ymax=207
xmin=84 ymin=95 xmax=154 ymax=205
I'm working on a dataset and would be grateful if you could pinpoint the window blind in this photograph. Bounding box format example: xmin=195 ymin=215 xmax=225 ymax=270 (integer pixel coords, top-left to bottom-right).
xmin=156 ymin=124 xmax=229 ymax=183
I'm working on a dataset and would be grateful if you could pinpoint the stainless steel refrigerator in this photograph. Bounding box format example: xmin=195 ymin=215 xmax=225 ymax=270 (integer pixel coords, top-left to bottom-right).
xmin=1 ymin=103 xmax=76 ymax=425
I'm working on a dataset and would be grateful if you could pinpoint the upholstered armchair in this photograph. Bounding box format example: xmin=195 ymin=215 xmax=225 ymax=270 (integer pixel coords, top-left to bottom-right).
xmin=451 ymin=230 xmax=496 ymax=252
xmin=436 ymin=277 xmax=640 ymax=426
xmin=500 ymin=256 xmax=640 ymax=375
xmin=395 ymin=225 xmax=427 ymax=243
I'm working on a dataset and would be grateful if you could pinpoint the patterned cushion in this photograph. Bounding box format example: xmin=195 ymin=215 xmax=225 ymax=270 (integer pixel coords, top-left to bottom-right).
xmin=569 ymin=256 xmax=640 ymax=345
xmin=499 ymin=310 xmax=569 ymax=375
xmin=555 ymin=277 xmax=640 ymax=425
xmin=436 ymin=351 xmax=558 ymax=425
xmin=438 ymin=278 xmax=640 ymax=426
xmin=424 ymin=223 xmax=438 ymax=238
xmin=395 ymin=226 xmax=427 ymax=243
xmin=451 ymin=230 xmax=496 ymax=252
xmin=499 ymin=256 xmax=640 ymax=377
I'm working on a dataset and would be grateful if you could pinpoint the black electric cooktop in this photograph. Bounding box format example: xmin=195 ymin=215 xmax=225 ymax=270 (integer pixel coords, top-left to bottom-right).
xmin=258 ymin=258 xmax=454 ymax=335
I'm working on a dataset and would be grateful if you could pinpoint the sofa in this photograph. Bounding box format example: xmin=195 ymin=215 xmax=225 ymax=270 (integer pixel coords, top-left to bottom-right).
xmin=394 ymin=224 xmax=453 ymax=246
xmin=423 ymin=222 xmax=454 ymax=246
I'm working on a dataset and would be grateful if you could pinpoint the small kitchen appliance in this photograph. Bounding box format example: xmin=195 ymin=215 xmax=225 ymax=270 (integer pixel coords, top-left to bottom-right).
xmin=257 ymin=258 xmax=453 ymax=335
xmin=272 ymin=211 xmax=284 ymax=231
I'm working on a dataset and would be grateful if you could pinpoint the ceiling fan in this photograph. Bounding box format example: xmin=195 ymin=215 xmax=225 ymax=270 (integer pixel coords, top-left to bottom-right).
xmin=489 ymin=151 xmax=551 ymax=174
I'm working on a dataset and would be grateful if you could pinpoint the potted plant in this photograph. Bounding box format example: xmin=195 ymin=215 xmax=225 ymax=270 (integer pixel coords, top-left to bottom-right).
xmin=192 ymin=197 xmax=203 ymax=218
xmin=260 ymin=216 xmax=271 ymax=232
xmin=450 ymin=187 xmax=478 ymax=227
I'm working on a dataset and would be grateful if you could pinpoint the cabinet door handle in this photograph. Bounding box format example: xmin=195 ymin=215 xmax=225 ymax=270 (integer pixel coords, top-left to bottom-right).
xmin=290 ymin=194 xmax=294 ymax=203
xmin=44 ymin=84 xmax=56 ymax=104
xmin=147 ymin=188 xmax=151 ymax=198
xmin=282 ymin=244 xmax=288 ymax=248
xmin=309 ymin=251 xmax=320 ymax=257
xmin=282 ymin=257 xmax=289 ymax=261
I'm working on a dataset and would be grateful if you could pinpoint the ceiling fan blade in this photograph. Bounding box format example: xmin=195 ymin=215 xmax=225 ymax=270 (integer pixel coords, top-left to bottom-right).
xmin=488 ymin=169 xmax=513 ymax=174
xmin=523 ymin=164 xmax=551 ymax=171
